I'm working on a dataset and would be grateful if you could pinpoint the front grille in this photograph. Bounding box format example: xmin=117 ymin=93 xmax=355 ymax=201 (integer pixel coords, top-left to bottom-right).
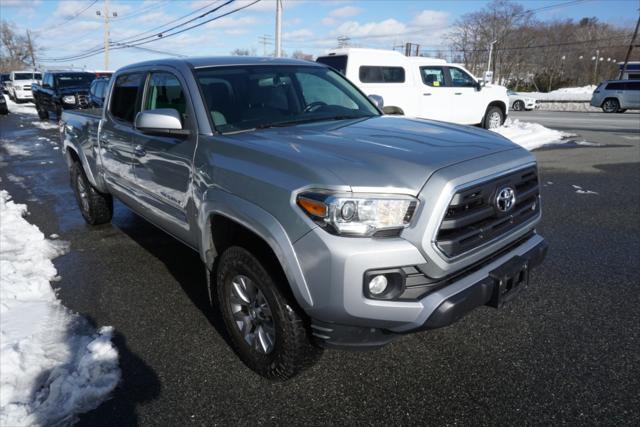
xmin=435 ymin=167 xmax=540 ymax=258
xmin=77 ymin=94 xmax=89 ymax=107
xmin=23 ymin=85 xmax=31 ymax=91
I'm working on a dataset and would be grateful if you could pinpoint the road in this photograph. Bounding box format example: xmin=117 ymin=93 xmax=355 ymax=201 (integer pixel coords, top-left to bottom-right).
xmin=1 ymin=105 xmax=639 ymax=425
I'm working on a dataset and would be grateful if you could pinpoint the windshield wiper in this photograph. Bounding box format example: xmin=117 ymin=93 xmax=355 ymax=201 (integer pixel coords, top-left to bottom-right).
xmin=257 ymin=114 xmax=374 ymax=130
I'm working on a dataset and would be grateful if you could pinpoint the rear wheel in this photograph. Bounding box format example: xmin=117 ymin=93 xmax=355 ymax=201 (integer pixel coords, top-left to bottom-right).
xmin=602 ymin=98 xmax=619 ymax=113
xmin=483 ymin=105 xmax=504 ymax=129
xmin=512 ymin=100 xmax=524 ymax=111
xmin=71 ymin=162 xmax=113 ymax=225
xmin=215 ymin=246 xmax=320 ymax=380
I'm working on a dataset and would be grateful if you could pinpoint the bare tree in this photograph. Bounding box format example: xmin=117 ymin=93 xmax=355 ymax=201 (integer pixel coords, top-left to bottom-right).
xmin=1 ymin=21 xmax=37 ymax=71
xmin=291 ymin=50 xmax=313 ymax=61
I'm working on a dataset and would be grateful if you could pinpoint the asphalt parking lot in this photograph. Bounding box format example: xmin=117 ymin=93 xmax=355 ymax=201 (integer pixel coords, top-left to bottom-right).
xmin=1 ymin=105 xmax=639 ymax=425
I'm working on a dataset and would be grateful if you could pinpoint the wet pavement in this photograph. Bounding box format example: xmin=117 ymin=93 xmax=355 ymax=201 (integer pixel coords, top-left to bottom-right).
xmin=0 ymin=104 xmax=639 ymax=425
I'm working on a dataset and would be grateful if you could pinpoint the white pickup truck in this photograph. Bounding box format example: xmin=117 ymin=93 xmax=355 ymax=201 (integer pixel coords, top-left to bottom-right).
xmin=317 ymin=48 xmax=509 ymax=129
xmin=7 ymin=71 xmax=41 ymax=103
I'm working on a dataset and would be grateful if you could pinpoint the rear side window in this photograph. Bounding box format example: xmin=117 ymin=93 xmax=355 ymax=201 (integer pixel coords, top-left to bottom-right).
xmin=605 ymin=82 xmax=624 ymax=90
xmin=359 ymin=66 xmax=405 ymax=83
xmin=421 ymin=67 xmax=446 ymax=87
xmin=316 ymin=55 xmax=348 ymax=75
xmin=625 ymin=81 xmax=640 ymax=90
xmin=110 ymin=73 xmax=144 ymax=123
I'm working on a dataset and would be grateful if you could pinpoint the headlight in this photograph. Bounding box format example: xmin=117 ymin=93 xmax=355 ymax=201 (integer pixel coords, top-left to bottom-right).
xmin=296 ymin=191 xmax=418 ymax=237
xmin=62 ymin=95 xmax=76 ymax=104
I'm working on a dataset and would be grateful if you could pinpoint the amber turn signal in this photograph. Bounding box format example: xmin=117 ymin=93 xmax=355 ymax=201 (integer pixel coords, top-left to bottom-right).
xmin=297 ymin=196 xmax=328 ymax=218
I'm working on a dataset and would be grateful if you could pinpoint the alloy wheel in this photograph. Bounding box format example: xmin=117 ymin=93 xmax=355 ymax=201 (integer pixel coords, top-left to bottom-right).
xmin=228 ymin=274 xmax=276 ymax=354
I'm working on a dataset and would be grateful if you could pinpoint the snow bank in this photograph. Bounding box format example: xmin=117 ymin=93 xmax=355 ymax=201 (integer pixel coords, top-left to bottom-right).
xmin=0 ymin=191 xmax=120 ymax=426
xmin=492 ymin=118 xmax=576 ymax=151
xmin=5 ymin=98 xmax=37 ymax=116
xmin=524 ymin=85 xmax=596 ymax=101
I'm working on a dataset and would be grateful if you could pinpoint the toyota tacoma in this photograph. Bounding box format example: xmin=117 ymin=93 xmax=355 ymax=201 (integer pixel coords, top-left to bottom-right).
xmin=61 ymin=57 xmax=547 ymax=380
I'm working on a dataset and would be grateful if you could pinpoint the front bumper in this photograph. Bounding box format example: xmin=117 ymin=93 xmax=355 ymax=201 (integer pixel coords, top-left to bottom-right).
xmin=295 ymin=227 xmax=546 ymax=349
xmin=14 ymin=90 xmax=33 ymax=100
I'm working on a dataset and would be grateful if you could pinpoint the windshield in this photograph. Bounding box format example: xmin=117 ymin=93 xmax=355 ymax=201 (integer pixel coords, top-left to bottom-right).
xmin=14 ymin=72 xmax=41 ymax=80
xmin=195 ymin=65 xmax=379 ymax=133
xmin=55 ymin=73 xmax=95 ymax=88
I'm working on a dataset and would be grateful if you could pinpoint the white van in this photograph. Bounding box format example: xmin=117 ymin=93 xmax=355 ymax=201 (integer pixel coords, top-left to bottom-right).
xmin=317 ymin=48 xmax=509 ymax=129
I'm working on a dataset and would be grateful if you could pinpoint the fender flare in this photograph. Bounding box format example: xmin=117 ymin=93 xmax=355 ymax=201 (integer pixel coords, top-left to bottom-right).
xmin=197 ymin=188 xmax=314 ymax=309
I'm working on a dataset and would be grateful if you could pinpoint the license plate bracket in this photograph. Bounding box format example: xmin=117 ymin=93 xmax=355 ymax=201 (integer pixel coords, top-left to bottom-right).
xmin=487 ymin=255 xmax=529 ymax=308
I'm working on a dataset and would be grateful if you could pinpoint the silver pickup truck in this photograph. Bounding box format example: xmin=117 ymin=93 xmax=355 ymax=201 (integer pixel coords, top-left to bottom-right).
xmin=61 ymin=57 xmax=547 ymax=380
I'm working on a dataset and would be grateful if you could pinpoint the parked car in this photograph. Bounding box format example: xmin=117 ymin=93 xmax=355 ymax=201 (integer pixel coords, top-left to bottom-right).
xmin=590 ymin=79 xmax=640 ymax=113
xmin=316 ymin=48 xmax=510 ymax=129
xmin=88 ymin=77 xmax=110 ymax=108
xmin=0 ymin=93 xmax=8 ymax=114
xmin=507 ymin=90 xmax=536 ymax=111
xmin=1 ymin=73 xmax=10 ymax=94
xmin=61 ymin=57 xmax=547 ymax=380
xmin=7 ymin=71 xmax=41 ymax=103
xmin=32 ymin=71 xmax=96 ymax=120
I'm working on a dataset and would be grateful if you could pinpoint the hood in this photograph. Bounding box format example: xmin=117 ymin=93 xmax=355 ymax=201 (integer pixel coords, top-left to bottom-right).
xmin=60 ymin=86 xmax=90 ymax=95
xmin=227 ymin=116 xmax=524 ymax=193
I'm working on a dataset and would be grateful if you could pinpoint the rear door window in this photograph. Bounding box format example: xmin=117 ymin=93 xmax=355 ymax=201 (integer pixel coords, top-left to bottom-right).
xmin=625 ymin=81 xmax=640 ymax=90
xmin=359 ymin=66 xmax=405 ymax=83
xmin=110 ymin=73 xmax=144 ymax=123
xmin=420 ymin=67 xmax=446 ymax=87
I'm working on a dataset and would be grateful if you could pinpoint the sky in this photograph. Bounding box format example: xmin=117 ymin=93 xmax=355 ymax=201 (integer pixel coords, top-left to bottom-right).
xmin=1 ymin=0 xmax=638 ymax=71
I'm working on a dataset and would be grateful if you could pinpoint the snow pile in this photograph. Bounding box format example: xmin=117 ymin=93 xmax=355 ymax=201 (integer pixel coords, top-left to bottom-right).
xmin=5 ymin=98 xmax=37 ymax=116
xmin=525 ymin=85 xmax=596 ymax=101
xmin=492 ymin=118 xmax=576 ymax=151
xmin=31 ymin=121 xmax=59 ymax=131
xmin=0 ymin=191 xmax=120 ymax=426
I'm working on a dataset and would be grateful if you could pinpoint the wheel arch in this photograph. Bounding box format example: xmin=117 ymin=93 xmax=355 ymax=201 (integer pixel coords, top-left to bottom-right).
xmin=198 ymin=191 xmax=314 ymax=309
xmin=488 ymin=100 xmax=507 ymax=116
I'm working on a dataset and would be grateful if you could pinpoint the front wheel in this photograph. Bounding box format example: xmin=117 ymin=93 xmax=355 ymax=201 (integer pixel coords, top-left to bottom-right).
xmin=512 ymin=100 xmax=524 ymax=111
xmin=36 ymin=102 xmax=49 ymax=120
xmin=483 ymin=106 xmax=504 ymax=129
xmin=71 ymin=162 xmax=113 ymax=225
xmin=602 ymin=98 xmax=619 ymax=113
xmin=216 ymin=246 xmax=320 ymax=380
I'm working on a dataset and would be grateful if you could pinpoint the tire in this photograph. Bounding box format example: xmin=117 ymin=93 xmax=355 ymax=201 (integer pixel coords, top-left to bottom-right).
xmin=601 ymin=98 xmax=619 ymax=113
xmin=483 ymin=105 xmax=504 ymax=129
xmin=512 ymin=100 xmax=524 ymax=111
xmin=215 ymin=246 xmax=320 ymax=380
xmin=55 ymin=104 xmax=62 ymax=120
xmin=36 ymin=102 xmax=49 ymax=120
xmin=71 ymin=162 xmax=113 ymax=225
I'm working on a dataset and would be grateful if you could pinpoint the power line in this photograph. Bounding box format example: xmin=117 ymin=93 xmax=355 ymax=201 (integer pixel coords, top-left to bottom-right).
xmin=110 ymin=0 xmax=171 ymax=22
xmin=33 ymin=0 xmax=99 ymax=35
xmin=41 ymin=0 xmax=261 ymax=62
xmin=40 ymin=0 xmax=233 ymax=61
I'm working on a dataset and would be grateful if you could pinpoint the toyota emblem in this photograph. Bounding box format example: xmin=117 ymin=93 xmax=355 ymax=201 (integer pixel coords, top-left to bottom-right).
xmin=495 ymin=186 xmax=516 ymax=212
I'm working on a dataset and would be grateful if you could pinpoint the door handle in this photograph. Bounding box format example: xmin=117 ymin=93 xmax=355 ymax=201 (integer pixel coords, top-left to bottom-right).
xmin=454 ymin=92 xmax=463 ymax=95
xmin=423 ymin=93 xmax=432 ymax=96
xmin=134 ymin=145 xmax=146 ymax=157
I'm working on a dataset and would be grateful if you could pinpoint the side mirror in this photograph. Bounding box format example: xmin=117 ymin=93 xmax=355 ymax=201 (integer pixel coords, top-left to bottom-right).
xmin=475 ymin=81 xmax=483 ymax=91
xmin=134 ymin=108 xmax=190 ymax=137
xmin=368 ymin=94 xmax=384 ymax=109
xmin=42 ymin=83 xmax=50 ymax=89
xmin=382 ymin=106 xmax=404 ymax=115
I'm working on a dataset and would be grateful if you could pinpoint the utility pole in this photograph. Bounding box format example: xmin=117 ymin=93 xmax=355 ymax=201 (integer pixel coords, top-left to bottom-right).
xmin=258 ymin=35 xmax=273 ymax=56
xmin=486 ymin=40 xmax=497 ymax=83
xmin=25 ymin=30 xmax=36 ymax=70
xmin=96 ymin=0 xmax=117 ymax=70
xmin=619 ymin=14 xmax=640 ymax=79
xmin=275 ymin=0 xmax=282 ymax=57
xmin=593 ymin=49 xmax=600 ymax=84
xmin=337 ymin=36 xmax=350 ymax=48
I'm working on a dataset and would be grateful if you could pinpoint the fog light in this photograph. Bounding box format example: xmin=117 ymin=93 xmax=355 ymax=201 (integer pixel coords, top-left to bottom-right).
xmin=368 ymin=275 xmax=388 ymax=295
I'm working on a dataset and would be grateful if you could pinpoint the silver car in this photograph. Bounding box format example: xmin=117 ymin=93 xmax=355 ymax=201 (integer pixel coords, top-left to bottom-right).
xmin=591 ymin=80 xmax=640 ymax=113
xmin=507 ymin=90 xmax=536 ymax=111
